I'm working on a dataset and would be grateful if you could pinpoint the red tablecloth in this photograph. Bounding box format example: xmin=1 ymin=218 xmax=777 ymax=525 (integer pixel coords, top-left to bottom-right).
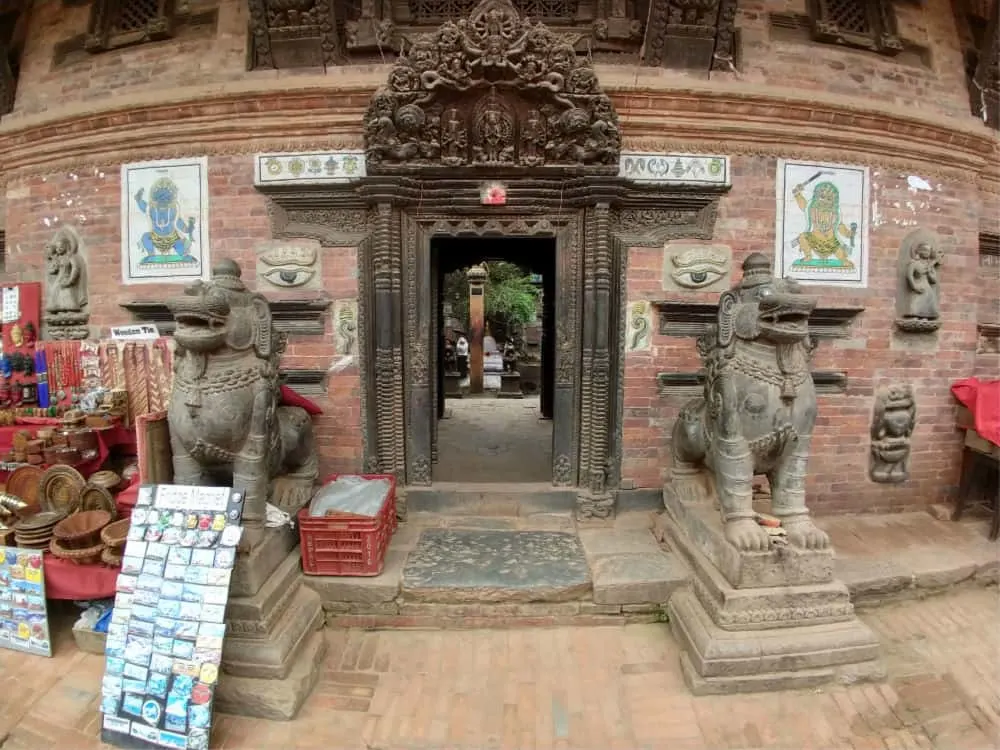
xmin=43 ymin=553 xmax=119 ymax=600
xmin=952 ymin=378 xmax=1000 ymax=447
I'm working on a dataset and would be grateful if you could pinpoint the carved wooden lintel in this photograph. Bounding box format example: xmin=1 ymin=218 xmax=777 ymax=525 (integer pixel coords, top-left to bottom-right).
xmin=657 ymin=370 xmax=848 ymax=396
xmin=641 ymin=0 xmax=740 ymax=72
xmin=362 ymin=0 xmax=620 ymax=175
xmin=121 ymin=298 xmax=332 ymax=336
xmin=652 ymin=301 xmax=864 ymax=339
xmin=247 ymin=0 xmax=343 ymax=69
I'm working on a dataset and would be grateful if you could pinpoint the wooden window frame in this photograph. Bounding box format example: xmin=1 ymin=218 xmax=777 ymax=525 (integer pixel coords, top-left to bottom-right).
xmin=808 ymin=0 xmax=904 ymax=55
xmin=85 ymin=0 xmax=179 ymax=53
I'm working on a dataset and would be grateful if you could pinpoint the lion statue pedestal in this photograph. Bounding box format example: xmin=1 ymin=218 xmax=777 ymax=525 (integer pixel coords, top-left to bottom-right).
xmin=166 ymin=259 xmax=325 ymax=720
xmin=659 ymin=254 xmax=882 ymax=694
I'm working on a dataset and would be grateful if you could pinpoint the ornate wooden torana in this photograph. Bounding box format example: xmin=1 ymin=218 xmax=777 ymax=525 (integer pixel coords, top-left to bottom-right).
xmin=363 ymin=0 xmax=621 ymax=173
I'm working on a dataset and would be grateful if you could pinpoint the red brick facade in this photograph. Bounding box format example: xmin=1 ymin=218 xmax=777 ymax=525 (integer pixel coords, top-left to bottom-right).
xmin=1 ymin=0 xmax=997 ymax=511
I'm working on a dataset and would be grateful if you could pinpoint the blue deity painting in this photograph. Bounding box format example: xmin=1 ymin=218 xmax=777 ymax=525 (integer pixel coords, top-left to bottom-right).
xmin=134 ymin=176 xmax=198 ymax=266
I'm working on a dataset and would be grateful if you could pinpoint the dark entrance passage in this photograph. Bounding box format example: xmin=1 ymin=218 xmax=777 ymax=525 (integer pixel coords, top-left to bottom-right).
xmin=431 ymin=236 xmax=556 ymax=483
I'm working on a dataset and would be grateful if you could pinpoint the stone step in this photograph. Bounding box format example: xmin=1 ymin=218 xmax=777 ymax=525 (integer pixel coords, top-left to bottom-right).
xmin=302 ymin=516 xmax=691 ymax=628
xmin=405 ymin=483 xmax=577 ymax=515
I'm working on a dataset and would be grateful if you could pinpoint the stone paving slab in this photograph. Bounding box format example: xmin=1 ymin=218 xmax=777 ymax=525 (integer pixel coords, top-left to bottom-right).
xmin=816 ymin=512 xmax=1000 ymax=606
xmin=401 ymin=528 xmax=592 ymax=603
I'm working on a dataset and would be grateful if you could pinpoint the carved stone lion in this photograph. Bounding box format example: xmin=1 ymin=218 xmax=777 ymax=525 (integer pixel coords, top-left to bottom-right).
xmin=167 ymin=260 xmax=318 ymax=541
xmin=668 ymin=253 xmax=830 ymax=552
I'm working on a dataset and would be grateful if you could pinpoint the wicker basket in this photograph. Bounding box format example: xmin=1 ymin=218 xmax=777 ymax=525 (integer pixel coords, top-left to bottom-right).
xmin=101 ymin=547 xmax=123 ymax=567
xmin=100 ymin=517 xmax=130 ymax=548
xmin=53 ymin=509 xmax=112 ymax=549
xmin=49 ymin=537 xmax=104 ymax=565
xmin=79 ymin=485 xmax=117 ymax=518
xmin=89 ymin=471 xmax=123 ymax=493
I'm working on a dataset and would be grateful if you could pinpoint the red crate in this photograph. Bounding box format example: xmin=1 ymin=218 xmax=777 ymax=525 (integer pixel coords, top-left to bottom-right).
xmin=297 ymin=474 xmax=398 ymax=576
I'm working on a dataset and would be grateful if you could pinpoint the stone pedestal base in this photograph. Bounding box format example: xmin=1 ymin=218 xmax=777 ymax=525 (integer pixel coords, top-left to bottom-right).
xmin=498 ymin=372 xmax=524 ymax=399
xmin=661 ymin=485 xmax=883 ymax=695
xmin=444 ymin=371 xmax=466 ymax=398
xmin=219 ymin=533 xmax=326 ymax=720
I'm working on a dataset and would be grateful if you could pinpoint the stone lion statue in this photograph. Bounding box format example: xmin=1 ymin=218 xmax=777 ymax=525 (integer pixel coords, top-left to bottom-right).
xmin=167 ymin=260 xmax=318 ymax=542
xmin=668 ymin=253 xmax=830 ymax=552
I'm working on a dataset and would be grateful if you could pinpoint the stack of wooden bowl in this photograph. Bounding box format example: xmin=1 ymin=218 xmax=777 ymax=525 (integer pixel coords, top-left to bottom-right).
xmin=100 ymin=518 xmax=130 ymax=566
xmin=14 ymin=511 xmax=66 ymax=549
xmin=50 ymin=509 xmax=112 ymax=565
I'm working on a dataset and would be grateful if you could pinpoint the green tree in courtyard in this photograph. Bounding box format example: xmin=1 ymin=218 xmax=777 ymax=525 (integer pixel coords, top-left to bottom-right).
xmin=444 ymin=261 xmax=539 ymax=343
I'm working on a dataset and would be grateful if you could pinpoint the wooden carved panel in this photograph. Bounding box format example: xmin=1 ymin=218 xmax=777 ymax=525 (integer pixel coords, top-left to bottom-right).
xmin=641 ymin=0 xmax=738 ymax=72
xmin=362 ymin=0 xmax=621 ymax=173
xmin=86 ymin=0 xmax=179 ymax=52
xmin=248 ymin=0 xmax=343 ymax=69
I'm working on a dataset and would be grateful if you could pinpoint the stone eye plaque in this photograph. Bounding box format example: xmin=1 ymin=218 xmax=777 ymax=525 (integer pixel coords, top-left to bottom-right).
xmin=662 ymin=243 xmax=732 ymax=293
xmin=255 ymin=241 xmax=321 ymax=291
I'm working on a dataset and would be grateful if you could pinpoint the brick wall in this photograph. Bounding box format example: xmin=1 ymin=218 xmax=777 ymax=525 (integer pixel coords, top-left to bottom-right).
xmin=621 ymin=156 xmax=981 ymax=514
xmin=2 ymin=156 xmax=364 ymax=476
xmin=8 ymin=0 xmax=982 ymax=123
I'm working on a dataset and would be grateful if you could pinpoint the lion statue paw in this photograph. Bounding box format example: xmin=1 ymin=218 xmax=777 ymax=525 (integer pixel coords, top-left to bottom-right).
xmin=782 ymin=517 xmax=831 ymax=550
xmin=724 ymin=518 xmax=772 ymax=552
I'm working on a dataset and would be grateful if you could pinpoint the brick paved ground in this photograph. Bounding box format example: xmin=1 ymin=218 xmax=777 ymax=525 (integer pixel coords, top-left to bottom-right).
xmin=1 ymin=587 xmax=998 ymax=750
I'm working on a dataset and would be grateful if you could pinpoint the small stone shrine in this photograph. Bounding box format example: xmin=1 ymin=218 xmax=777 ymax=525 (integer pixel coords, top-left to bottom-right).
xmin=660 ymin=253 xmax=882 ymax=694
xmin=498 ymin=340 xmax=524 ymax=399
xmin=166 ymin=259 xmax=326 ymax=720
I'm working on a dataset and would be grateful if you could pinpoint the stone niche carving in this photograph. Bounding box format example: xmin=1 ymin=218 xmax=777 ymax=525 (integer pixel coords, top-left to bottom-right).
xmin=894 ymin=228 xmax=942 ymax=333
xmin=869 ymin=384 xmax=916 ymax=484
xmin=255 ymin=240 xmax=322 ymax=290
xmin=43 ymin=226 xmax=90 ymax=340
xmin=333 ymin=299 xmax=359 ymax=356
xmin=662 ymin=243 xmax=732 ymax=293
xmin=362 ymin=0 xmax=621 ymax=173
xmin=626 ymin=300 xmax=653 ymax=352
xmin=166 ymin=259 xmax=320 ymax=546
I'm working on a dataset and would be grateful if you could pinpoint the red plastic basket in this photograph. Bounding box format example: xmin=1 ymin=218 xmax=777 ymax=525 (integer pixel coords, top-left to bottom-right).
xmin=297 ymin=474 xmax=398 ymax=577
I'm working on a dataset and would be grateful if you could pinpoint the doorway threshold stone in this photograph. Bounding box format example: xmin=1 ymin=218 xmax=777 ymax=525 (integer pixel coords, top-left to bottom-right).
xmin=401 ymin=528 xmax=591 ymax=603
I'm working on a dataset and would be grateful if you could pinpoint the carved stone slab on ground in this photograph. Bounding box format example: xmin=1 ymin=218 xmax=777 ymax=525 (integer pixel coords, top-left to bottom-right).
xmin=401 ymin=529 xmax=592 ymax=603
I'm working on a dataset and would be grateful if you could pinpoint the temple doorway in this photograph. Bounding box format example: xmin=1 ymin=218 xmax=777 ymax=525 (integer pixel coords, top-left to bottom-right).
xmin=431 ymin=236 xmax=555 ymax=483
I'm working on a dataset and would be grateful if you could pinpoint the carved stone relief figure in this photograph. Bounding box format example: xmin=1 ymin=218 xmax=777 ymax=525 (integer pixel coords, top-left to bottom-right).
xmin=255 ymin=240 xmax=321 ymax=290
xmin=667 ymin=253 xmax=829 ymax=552
xmin=333 ymin=299 xmax=359 ymax=356
xmin=43 ymin=226 xmax=90 ymax=340
xmin=662 ymin=243 xmax=731 ymax=292
xmin=869 ymin=384 xmax=916 ymax=483
xmin=626 ymin=300 xmax=653 ymax=352
xmin=362 ymin=0 xmax=621 ymax=172
xmin=894 ymin=228 xmax=942 ymax=333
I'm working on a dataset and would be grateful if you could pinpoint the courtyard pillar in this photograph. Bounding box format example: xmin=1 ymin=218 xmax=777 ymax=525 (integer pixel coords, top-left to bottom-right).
xmin=467 ymin=264 xmax=487 ymax=394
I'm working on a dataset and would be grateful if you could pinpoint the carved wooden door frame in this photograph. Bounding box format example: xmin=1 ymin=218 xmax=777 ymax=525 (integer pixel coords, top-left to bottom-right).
xmin=400 ymin=212 xmax=583 ymax=488
xmin=258 ymin=177 xmax=729 ymax=518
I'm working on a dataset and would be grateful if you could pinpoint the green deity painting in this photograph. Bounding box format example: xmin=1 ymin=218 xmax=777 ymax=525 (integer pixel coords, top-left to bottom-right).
xmin=790 ymin=179 xmax=858 ymax=271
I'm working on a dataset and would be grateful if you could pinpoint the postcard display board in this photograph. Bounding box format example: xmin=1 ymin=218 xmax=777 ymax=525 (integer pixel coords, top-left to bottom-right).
xmin=101 ymin=484 xmax=245 ymax=750
xmin=0 ymin=546 xmax=53 ymax=656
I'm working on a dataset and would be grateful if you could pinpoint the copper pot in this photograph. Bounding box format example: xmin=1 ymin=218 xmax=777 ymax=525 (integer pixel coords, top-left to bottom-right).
xmin=49 ymin=448 xmax=81 ymax=466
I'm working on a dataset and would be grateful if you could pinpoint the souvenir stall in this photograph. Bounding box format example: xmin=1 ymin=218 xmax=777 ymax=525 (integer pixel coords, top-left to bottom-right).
xmin=0 ymin=281 xmax=176 ymax=640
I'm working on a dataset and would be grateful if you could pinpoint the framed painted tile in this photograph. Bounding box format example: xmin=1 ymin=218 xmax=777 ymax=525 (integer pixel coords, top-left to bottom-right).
xmin=774 ymin=160 xmax=870 ymax=288
xmin=121 ymin=158 xmax=210 ymax=285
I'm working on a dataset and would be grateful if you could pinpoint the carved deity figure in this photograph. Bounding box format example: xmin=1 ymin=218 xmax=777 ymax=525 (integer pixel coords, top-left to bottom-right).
xmin=134 ymin=177 xmax=198 ymax=264
xmin=520 ymin=109 xmax=545 ymax=165
xmin=167 ymin=260 xmax=319 ymax=547
xmin=44 ymin=226 xmax=88 ymax=317
xmin=668 ymin=253 xmax=829 ymax=552
xmin=441 ymin=107 xmax=467 ymax=164
xmin=894 ymin=229 xmax=942 ymax=332
xmin=790 ymin=179 xmax=857 ymax=271
xmin=869 ymin=384 xmax=916 ymax=483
